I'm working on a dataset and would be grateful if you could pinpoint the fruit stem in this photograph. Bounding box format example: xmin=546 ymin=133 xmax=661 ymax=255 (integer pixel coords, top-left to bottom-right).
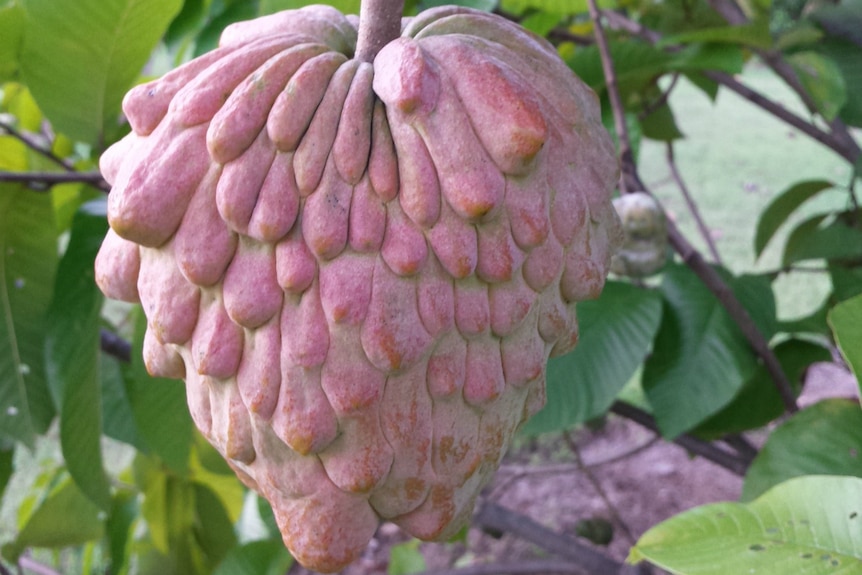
xmin=355 ymin=0 xmax=404 ymax=62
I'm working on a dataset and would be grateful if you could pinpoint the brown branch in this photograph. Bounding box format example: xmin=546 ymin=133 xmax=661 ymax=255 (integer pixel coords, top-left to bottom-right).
xmin=586 ymin=0 xmax=635 ymax=194
xmin=472 ymin=502 xmax=628 ymax=574
xmin=101 ymin=329 xmax=131 ymax=363
xmin=665 ymin=143 xmax=723 ymax=264
xmin=706 ymin=0 xmax=861 ymax=161
xmin=0 ymin=170 xmax=109 ymax=191
xmin=0 ymin=119 xmax=75 ymax=172
xmin=422 ymin=559 xmax=643 ymax=575
xmin=355 ymin=0 xmax=404 ymax=62
xmin=610 ymin=401 xmax=751 ymax=476
xmin=588 ymin=6 xmax=800 ymax=413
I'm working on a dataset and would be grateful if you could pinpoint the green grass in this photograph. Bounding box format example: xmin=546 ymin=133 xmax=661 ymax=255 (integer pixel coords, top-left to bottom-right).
xmin=638 ymin=62 xmax=855 ymax=320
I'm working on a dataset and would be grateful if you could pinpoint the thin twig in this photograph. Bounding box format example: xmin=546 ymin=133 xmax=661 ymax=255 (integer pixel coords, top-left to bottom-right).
xmin=473 ymin=502 xmax=625 ymax=574
xmin=598 ymin=9 xmax=860 ymax=164
xmin=610 ymin=401 xmax=750 ymax=476
xmin=421 ymin=560 xmax=606 ymax=575
xmin=706 ymin=0 xmax=861 ymax=161
xmin=101 ymin=329 xmax=131 ymax=363
xmin=585 ymin=0 xmax=635 ymax=194
xmin=565 ymin=431 xmax=637 ymax=545
xmin=0 ymin=170 xmax=109 ymax=191
xmin=665 ymin=143 xmax=722 ymax=264
xmin=0 ymin=119 xmax=75 ymax=172
xmin=17 ymin=556 xmax=61 ymax=575
xmin=588 ymin=5 xmax=799 ymax=413
xmin=638 ymin=74 xmax=680 ymax=121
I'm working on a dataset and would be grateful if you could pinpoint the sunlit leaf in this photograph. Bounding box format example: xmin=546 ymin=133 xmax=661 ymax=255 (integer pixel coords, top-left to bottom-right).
xmin=522 ymin=281 xmax=663 ymax=435
xmin=743 ymin=399 xmax=862 ymax=501
xmin=19 ymin=0 xmax=183 ymax=144
xmin=45 ymin=200 xmax=110 ymax=510
xmin=1 ymin=471 xmax=104 ymax=561
xmin=0 ymin=2 xmax=24 ymax=81
xmin=389 ymin=539 xmax=427 ymax=575
xmin=630 ymin=475 xmax=862 ymax=574
xmin=754 ymin=179 xmax=834 ymax=259
xmin=643 ymin=265 xmax=759 ymax=438
xmin=828 ymin=294 xmax=862 ymax=391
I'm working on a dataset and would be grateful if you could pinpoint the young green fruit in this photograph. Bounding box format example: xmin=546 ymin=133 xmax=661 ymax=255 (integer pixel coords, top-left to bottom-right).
xmin=95 ymin=6 xmax=622 ymax=571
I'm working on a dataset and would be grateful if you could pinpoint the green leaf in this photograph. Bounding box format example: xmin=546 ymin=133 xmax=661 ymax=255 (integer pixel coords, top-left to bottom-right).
xmin=829 ymin=294 xmax=862 ymax=390
xmin=818 ymin=41 xmax=862 ymax=127
xmin=195 ymin=1 xmax=260 ymax=56
xmin=126 ymin=308 xmax=193 ymax=476
xmin=0 ymin=2 xmax=24 ymax=81
xmin=45 ymin=200 xmax=110 ymax=510
xmin=101 ymin=352 xmax=145 ymax=449
xmin=389 ymin=539 xmax=427 ymax=575
xmin=788 ymin=51 xmax=848 ymax=121
xmin=782 ymin=211 xmax=862 ymax=266
xmin=640 ymin=102 xmax=684 ymax=141
xmin=193 ymin=483 xmax=238 ymax=568
xmin=659 ymin=20 xmax=773 ymax=49
xmin=742 ymin=399 xmax=862 ymax=501
xmin=630 ymin=475 xmax=862 ymax=574
xmin=0 ymin=445 xmax=13 ymax=500
xmin=0 ymin=185 xmax=58 ymax=447
xmin=106 ymin=489 xmax=139 ymax=575
xmin=260 ymin=0 xmax=359 ymax=13
xmin=643 ymin=265 xmax=759 ymax=438
xmin=754 ymin=179 xmax=834 ymax=259
xmin=694 ymin=339 xmax=831 ymax=439
xmin=1 ymin=471 xmax=104 ymax=561
xmin=213 ymin=539 xmax=293 ymax=575
xmin=522 ymin=282 xmax=663 ymax=435
xmin=829 ymin=262 xmax=862 ymax=303
xmin=809 ymin=0 xmax=862 ymax=48
xmin=19 ymin=0 xmax=183 ymax=144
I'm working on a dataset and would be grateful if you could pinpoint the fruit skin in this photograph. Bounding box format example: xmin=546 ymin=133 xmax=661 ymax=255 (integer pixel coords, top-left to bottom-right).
xmin=610 ymin=192 xmax=668 ymax=278
xmin=95 ymin=6 xmax=622 ymax=572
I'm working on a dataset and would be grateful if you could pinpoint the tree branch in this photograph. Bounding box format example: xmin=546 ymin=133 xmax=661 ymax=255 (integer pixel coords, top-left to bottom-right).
xmin=610 ymin=401 xmax=751 ymax=476
xmin=472 ymin=502 xmax=634 ymax=575
xmin=588 ymin=5 xmax=800 ymax=413
xmin=0 ymin=119 xmax=75 ymax=172
xmin=421 ymin=559 xmax=622 ymax=575
xmin=101 ymin=328 xmax=131 ymax=363
xmin=0 ymin=170 xmax=109 ymax=191
xmin=665 ymin=143 xmax=722 ymax=264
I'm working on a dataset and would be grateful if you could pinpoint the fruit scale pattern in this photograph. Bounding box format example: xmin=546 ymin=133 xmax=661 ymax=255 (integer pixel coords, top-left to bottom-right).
xmin=94 ymin=5 xmax=622 ymax=572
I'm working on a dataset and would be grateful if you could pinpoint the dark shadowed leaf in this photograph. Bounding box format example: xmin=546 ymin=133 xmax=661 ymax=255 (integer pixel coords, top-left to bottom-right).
xmin=0 ymin=184 xmax=58 ymax=447
xmin=213 ymin=539 xmax=293 ymax=575
xmin=193 ymin=483 xmax=238 ymax=567
xmin=631 ymin=475 xmax=862 ymax=574
xmin=754 ymin=179 xmax=834 ymax=258
xmin=640 ymin=102 xmax=684 ymax=141
xmin=742 ymin=399 xmax=862 ymax=501
xmin=788 ymin=51 xmax=847 ymax=121
xmin=101 ymin=352 xmax=144 ymax=448
xmin=522 ymin=281 xmax=663 ymax=436
xmin=643 ymin=265 xmax=759 ymax=438
xmin=126 ymin=309 xmax=193 ymax=475
xmin=45 ymin=200 xmax=110 ymax=510
xmin=782 ymin=211 xmax=862 ymax=266
xmin=694 ymin=339 xmax=831 ymax=439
